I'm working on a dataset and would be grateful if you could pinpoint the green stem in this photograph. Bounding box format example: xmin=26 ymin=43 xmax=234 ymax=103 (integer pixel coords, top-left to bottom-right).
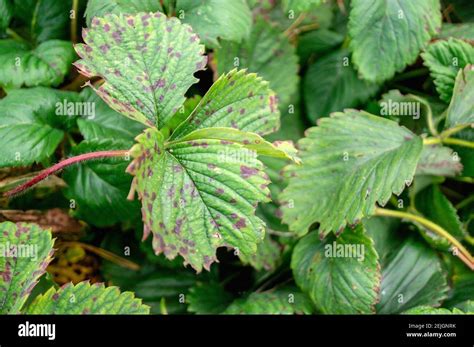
xmin=441 ymin=124 xmax=471 ymax=138
xmin=374 ymin=207 xmax=473 ymax=268
xmin=71 ymin=0 xmax=79 ymax=43
xmin=6 ymin=28 xmax=26 ymax=42
xmin=423 ymin=137 xmax=474 ymax=149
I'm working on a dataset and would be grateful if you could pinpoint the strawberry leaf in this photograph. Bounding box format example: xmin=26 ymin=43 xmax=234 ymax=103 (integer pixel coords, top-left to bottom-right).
xmin=75 ymin=12 xmax=207 ymax=128
xmin=445 ymin=65 xmax=474 ymax=128
xmin=0 ymin=222 xmax=54 ymax=314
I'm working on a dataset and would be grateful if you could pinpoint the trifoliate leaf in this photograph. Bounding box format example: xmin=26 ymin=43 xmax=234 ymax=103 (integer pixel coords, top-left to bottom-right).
xmin=75 ymin=12 xmax=207 ymax=128
xmin=224 ymin=288 xmax=314 ymax=314
xmin=0 ymin=40 xmax=75 ymax=89
xmin=13 ymin=0 xmax=73 ymax=43
xmin=282 ymin=0 xmax=322 ymax=13
xmin=85 ymin=0 xmax=163 ymax=26
xmin=292 ymin=225 xmax=380 ymax=314
xmin=280 ymin=110 xmax=423 ymax=237
xmin=404 ymin=306 xmax=466 ymax=314
xmin=26 ymin=281 xmax=150 ymax=314
xmin=127 ymin=128 xmax=271 ymax=272
xmin=349 ymin=0 xmax=441 ymax=83
xmin=414 ymin=185 xmax=466 ymax=250
xmin=215 ymin=19 xmax=299 ymax=107
xmin=77 ymin=87 xmax=145 ymax=145
xmin=176 ymin=0 xmax=252 ymax=47
xmin=238 ymin=233 xmax=281 ymax=271
xmin=187 ymin=282 xmax=233 ymax=314
xmin=171 ymin=69 xmax=280 ymax=139
xmin=416 ymin=145 xmax=463 ymax=177
xmin=0 ymin=87 xmax=81 ymax=167
xmin=445 ymin=65 xmax=474 ymax=128
xmin=0 ymin=222 xmax=54 ymax=314
xmin=62 ymin=139 xmax=139 ymax=227
xmin=376 ymin=237 xmax=449 ymax=314
xmin=303 ymin=49 xmax=379 ymax=122
xmin=422 ymin=38 xmax=474 ymax=103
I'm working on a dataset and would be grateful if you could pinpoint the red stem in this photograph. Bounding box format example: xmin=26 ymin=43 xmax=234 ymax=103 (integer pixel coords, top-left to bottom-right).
xmin=3 ymin=150 xmax=129 ymax=198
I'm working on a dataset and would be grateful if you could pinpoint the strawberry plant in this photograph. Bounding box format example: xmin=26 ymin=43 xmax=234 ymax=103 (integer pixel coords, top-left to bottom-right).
xmin=0 ymin=0 xmax=473 ymax=316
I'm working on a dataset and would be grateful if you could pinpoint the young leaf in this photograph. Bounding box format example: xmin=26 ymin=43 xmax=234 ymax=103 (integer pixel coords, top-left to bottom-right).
xmin=0 ymin=40 xmax=75 ymax=89
xmin=62 ymin=139 xmax=139 ymax=227
xmin=215 ymin=19 xmax=299 ymax=107
xmin=171 ymin=69 xmax=280 ymax=139
xmin=77 ymin=87 xmax=145 ymax=144
xmin=176 ymin=0 xmax=252 ymax=47
xmin=127 ymin=128 xmax=271 ymax=272
xmin=224 ymin=288 xmax=314 ymax=314
xmin=422 ymin=38 xmax=474 ymax=103
xmin=280 ymin=110 xmax=423 ymax=237
xmin=0 ymin=87 xmax=81 ymax=167
xmin=303 ymin=49 xmax=379 ymax=122
xmin=187 ymin=282 xmax=233 ymax=314
xmin=416 ymin=145 xmax=463 ymax=177
xmin=414 ymin=185 xmax=466 ymax=250
xmin=25 ymin=281 xmax=150 ymax=314
xmin=292 ymin=226 xmax=380 ymax=314
xmin=445 ymin=65 xmax=474 ymax=129
xmin=0 ymin=222 xmax=54 ymax=314
xmin=349 ymin=0 xmax=441 ymax=82
xmin=74 ymin=12 xmax=207 ymax=128
xmin=376 ymin=237 xmax=449 ymax=314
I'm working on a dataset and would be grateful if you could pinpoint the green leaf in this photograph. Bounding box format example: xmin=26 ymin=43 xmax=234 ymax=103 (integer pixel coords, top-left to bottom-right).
xmin=0 ymin=222 xmax=54 ymax=314
xmin=77 ymin=87 xmax=145 ymax=144
xmin=438 ymin=23 xmax=474 ymax=42
xmin=364 ymin=216 xmax=402 ymax=266
xmin=224 ymin=288 xmax=314 ymax=314
xmin=0 ymin=0 xmax=13 ymax=33
xmin=422 ymin=38 xmax=474 ymax=103
xmin=62 ymin=139 xmax=139 ymax=227
xmin=13 ymin=0 xmax=73 ymax=43
xmin=171 ymin=69 xmax=280 ymax=139
xmin=303 ymin=49 xmax=379 ymax=122
xmin=176 ymin=0 xmax=251 ymax=47
xmin=215 ymin=19 xmax=299 ymax=107
xmin=85 ymin=0 xmax=163 ymax=26
xmin=75 ymin=12 xmax=207 ymax=128
xmin=376 ymin=237 xmax=449 ymax=314
xmin=238 ymin=233 xmax=281 ymax=271
xmin=26 ymin=281 xmax=150 ymax=314
xmin=127 ymin=127 xmax=271 ymax=272
xmin=349 ymin=0 xmax=441 ymax=82
xmin=282 ymin=0 xmax=322 ymax=13
xmin=297 ymin=29 xmax=345 ymax=63
xmin=416 ymin=145 xmax=463 ymax=177
xmin=445 ymin=65 xmax=474 ymax=128
xmin=0 ymin=39 xmax=75 ymax=89
xmin=404 ymin=306 xmax=466 ymax=314
xmin=0 ymin=87 xmax=81 ymax=167
xmin=280 ymin=110 xmax=423 ymax=237
xmin=444 ymin=258 xmax=474 ymax=308
xmin=292 ymin=225 xmax=380 ymax=314
xmin=414 ymin=185 xmax=465 ymax=250
xmin=187 ymin=282 xmax=233 ymax=314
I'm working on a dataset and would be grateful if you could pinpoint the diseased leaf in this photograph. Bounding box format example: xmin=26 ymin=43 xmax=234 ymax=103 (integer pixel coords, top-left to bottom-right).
xmin=127 ymin=127 xmax=271 ymax=272
xmin=224 ymin=287 xmax=313 ymax=314
xmin=0 ymin=222 xmax=54 ymax=314
xmin=422 ymin=38 xmax=474 ymax=103
xmin=376 ymin=237 xmax=449 ymax=314
xmin=187 ymin=282 xmax=233 ymax=314
xmin=77 ymin=87 xmax=145 ymax=145
xmin=0 ymin=87 xmax=80 ymax=167
xmin=85 ymin=0 xmax=163 ymax=26
xmin=215 ymin=19 xmax=299 ymax=107
xmin=416 ymin=145 xmax=463 ymax=177
xmin=62 ymin=139 xmax=139 ymax=227
xmin=292 ymin=226 xmax=380 ymax=314
xmin=176 ymin=0 xmax=252 ymax=47
xmin=414 ymin=185 xmax=465 ymax=250
xmin=349 ymin=0 xmax=441 ymax=82
xmin=25 ymin=281 xmax=150 ymax=314
xmin=171 ymin=69 xmax=280 ymax=139
xmin=303 ymin=49 xmax=379 ymax=122
xmin=445 ymin=65 xmax=474 ymax=128
xmin=280 ymin=110 xmax=423 ymax=237
xmin=75 ymin=12 xmax=207 ymax=128
xmin=0 ymin=40 xmax=75 ymax=89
